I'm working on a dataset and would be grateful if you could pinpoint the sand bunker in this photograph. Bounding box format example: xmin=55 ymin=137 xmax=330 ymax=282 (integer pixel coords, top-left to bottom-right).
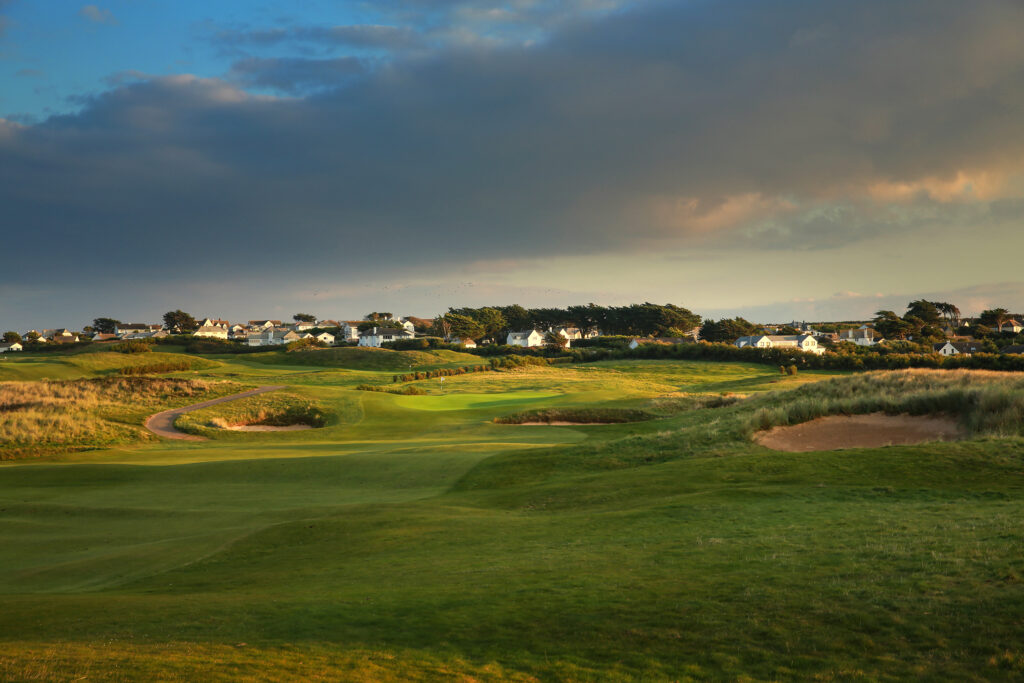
xmin=222 ymin=424 xmax=314 ymax=432
xmin=755 ymin=413 xmax=963 ymax=452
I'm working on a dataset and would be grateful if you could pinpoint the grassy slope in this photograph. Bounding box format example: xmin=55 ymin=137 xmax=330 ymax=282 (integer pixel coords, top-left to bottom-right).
xmin=1 ymin=360 xmax=1023 ymax=680
xmin=0 ymin=350 xmax=217 ymax=381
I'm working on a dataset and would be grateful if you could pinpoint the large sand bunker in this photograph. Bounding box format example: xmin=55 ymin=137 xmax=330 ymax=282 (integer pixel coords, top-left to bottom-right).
xmin=755 ymin=413 xmax=963 ymax=452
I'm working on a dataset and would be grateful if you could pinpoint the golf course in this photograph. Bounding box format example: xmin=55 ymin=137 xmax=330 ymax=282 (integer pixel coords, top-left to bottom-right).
xmin=1 ymin=346 xmax=1023 ymax=680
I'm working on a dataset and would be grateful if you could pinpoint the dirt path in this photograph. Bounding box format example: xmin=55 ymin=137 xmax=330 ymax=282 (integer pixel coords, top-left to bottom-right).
xmin=144 ymin=386 xmax=286 ymax=441
xmin=755 ymin=413 xmax=963 ymax=452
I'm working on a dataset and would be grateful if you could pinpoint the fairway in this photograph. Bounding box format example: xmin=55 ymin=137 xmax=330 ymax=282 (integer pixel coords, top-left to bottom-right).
xmin=1 ymin=350 xmax=1023 ymax=680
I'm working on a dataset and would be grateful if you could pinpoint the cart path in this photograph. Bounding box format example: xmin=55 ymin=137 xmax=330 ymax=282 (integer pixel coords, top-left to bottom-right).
xmin=144 ymin=386 xmax=286 ymax=441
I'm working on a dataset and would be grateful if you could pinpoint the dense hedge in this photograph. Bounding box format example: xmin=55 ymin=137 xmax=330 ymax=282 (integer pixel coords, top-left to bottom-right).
xmin=567 ymin=341 xmax=1024 ymax=372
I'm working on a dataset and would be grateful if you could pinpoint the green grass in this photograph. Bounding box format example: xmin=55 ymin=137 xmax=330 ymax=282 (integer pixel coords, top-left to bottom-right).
xmin=0 ymin=359 xmax=1022 ymax=680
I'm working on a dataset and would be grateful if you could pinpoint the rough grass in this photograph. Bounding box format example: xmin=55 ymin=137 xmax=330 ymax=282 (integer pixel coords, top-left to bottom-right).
xmin=748 ymin=368 xmax=1024 ymax=437
xmin=0 ymin=377 xmax=237 ymax=458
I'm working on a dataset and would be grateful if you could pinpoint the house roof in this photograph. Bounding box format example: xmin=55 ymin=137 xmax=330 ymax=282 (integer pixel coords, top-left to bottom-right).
xmin=1001 ymin=345 xmax=1024 ymax=354
xmin=0 ymin=342 xmax=21 ymax=349
xmin=360 ymin=327 xmax=413 ymax=336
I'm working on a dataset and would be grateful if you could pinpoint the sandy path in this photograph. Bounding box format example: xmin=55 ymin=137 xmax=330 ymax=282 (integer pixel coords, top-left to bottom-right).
xmin=144 ymin=386 xmax=285 ymax=441
xmin=755 ymin=413 xmax=963 ymax=452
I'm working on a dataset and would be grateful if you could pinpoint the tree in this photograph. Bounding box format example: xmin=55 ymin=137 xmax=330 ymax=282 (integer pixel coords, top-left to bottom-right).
xmin=163 ymin=310 xmax=198 ymax=332
xmin=904 ymin=300 xmax=942 ymax=326
xmin=700 ymin=317 xmax=757 ymax=342
xmin=25 ymin=331 xmax=41 ymax=342
xmin=364 ymin=312 xmax=393 ymax=322
xmin=544 ymin=331 xmax=568 ymax=351
xmin=473 ymin=307 xmax=507 ymax=341
xmin=293 ymin=313 xmax=317 ymax=323
xmin=979 ymin=308 xmax=1010 ymax=330
xmin=92 ymin=317 xmax=121 ymax=334
xmin=3 ymin=331 xmax=21 ymax=343
xmin=431 ymin=315 xmax=452 ymax=340
xmin=776 ymin=325 xmax=800 ymax=335
xmin=439 ymin=313 xmax=484 ymax=341
xmin=873 ymin=310 xmax=913 ymax=340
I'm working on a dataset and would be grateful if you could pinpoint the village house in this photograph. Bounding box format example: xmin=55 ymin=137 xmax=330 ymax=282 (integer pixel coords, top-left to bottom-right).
xmin=247 ymin=320 xmax=282 ymax=330
xmin=507 ymin=330 xmax=546 ymax=347
xmin=0 ymin=342 xmax=23 ymax=353
xmin=735 ymin=334 xmax=826 ymax=355
xmin=933 ymin=340 xmax=985 ymax=356
xmin=996 ymin=319 xmax=1024 ymax=334
xmin=246 ymin=327 xmax=301 ymax=347
xmin=358 ymin=327 xmax=415 ymax=348
xmin=457 ymin=338 xmax=477 ymax=349
xmin=193 ymin=325 xmax=229 ymax=340
xmin=314 ymin=332 xmax=335 ymax=345
xmin=339 ymin=321 xmax=363 ymax=342
xmin=838 ymin=328 xmax=882 ymax=346
xmin=91 ymin=333 xmax=118 ymax=342
xmin=115 ymin=323 xmax=160 ymax=336
xmin=1001 ymin=344 xmax=1024 ymax=355
xmin=196 ymin=318 xmax=229 ymax=329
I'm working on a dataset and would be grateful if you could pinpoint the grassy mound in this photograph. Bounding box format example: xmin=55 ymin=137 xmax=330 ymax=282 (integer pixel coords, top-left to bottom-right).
xmin=175 ymin=392 xmax=329 ymax=436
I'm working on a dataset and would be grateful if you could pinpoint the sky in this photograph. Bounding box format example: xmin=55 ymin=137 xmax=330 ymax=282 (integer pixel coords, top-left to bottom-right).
xmin=2 ymin=0 xmax=1024 ymax=331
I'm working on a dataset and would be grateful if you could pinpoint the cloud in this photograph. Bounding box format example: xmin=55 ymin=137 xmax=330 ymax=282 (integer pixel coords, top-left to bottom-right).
xmin=5 ymin=0 xmax=1024 ymax=323
xmin=214 ymin=24 xmax=422 ymax=52
xmin=79 ymin=4 xmax=117 ymax=25
xmin=227 ymin=56 xmax=366 ymax=94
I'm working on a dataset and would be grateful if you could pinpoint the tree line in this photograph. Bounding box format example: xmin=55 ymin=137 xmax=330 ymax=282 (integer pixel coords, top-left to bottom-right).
xmin=431 ymin=303 xmax=701 ymax=342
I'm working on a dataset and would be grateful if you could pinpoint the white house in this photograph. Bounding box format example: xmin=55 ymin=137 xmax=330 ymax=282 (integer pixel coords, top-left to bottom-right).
xmin=193 ymin=325 xmax=229 ymax=340
xmin=340 ymin=321 xmax=362 ymax=342
xmin=552 ymin=326 xmax=582 ymax=341
xmin=115 ymin=323 xmax=160 ymax=336
xmin=196 ymin=318 xmax=229 ymax=329
xmin=507 ymin=330 xmax=546 ymax=347
xmin=838 ymin=328 xmax=882 ymax=346
xmin=292 ymin=320 xmax=318 ymax=332
xmin=996 ymin=319 xmax=1024 ymax=334
xmin=0 ymin=342 xmax=23 ymax=353
xmin=247 ymin=320 xmax=282 ymax=330
xmin=398 ymin=317 xmax=417 ymax=334
xmin=933 ymin=340 xmax=985 ymax=356
xmin=735 ymin=334 xmax=825 ymax=355
xmin=358 ymin=327 xmax=415 ymax=348
xmin=457 ymin=338 xmax=477 ymax=349
xmin=314 ymin=332 xmax=335 ymax=345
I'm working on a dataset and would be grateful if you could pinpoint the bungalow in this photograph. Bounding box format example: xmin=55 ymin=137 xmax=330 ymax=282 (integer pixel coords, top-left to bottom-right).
xmin=318 ymin=320 xmax=341 ymax=329
xmin=736 ymin=334 xmax=825 ymax=355
xmin=42 ymin=328 xmax=79 ymax=342
xmin=314 ymin=332 xmax=335 ymax=345
xmin=358 ymin=327 xmax=415 ymax=348
xmin=193 ymin=325 xmax=229 ymax=340
xmin=838 ymin=328 xmax=882 ymax=346
xmin=0 ymin=342 xmax=23 ymax=353
xmin=507 ymin=330 xmax=546 ymax=348
xmin=457 ymin=338 xmax=478 ymax=349
xmin=934 ymin=340 xmax=985 ymax=356
xmin=997 ymin=319 xmax=1024 ymax=334
xmin=246 ymin=328 xmax=301 ymax=347
xmin=91 ymin=333 xmax=119 ymax=342
xmin=197 ymin=318 xmax=229 ymax=329
xmin=292 ymin=320 xmax=318 ymax=332
xmin=398 ymin=318 xmax=417 ymax=334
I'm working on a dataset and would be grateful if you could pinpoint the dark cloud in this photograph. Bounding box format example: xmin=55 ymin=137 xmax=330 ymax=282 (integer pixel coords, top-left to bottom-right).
xmin=4 ymin=0 xmax=1024 ymax=292
xmin=228 ymin=56 xmax=366 ymax=93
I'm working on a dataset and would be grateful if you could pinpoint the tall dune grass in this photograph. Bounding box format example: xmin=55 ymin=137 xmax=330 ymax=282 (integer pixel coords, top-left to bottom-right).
xmin=0 ymin=377 xmax=229 ymax=457
xmin=749 ymin=369 xmax=1024 ymax=437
